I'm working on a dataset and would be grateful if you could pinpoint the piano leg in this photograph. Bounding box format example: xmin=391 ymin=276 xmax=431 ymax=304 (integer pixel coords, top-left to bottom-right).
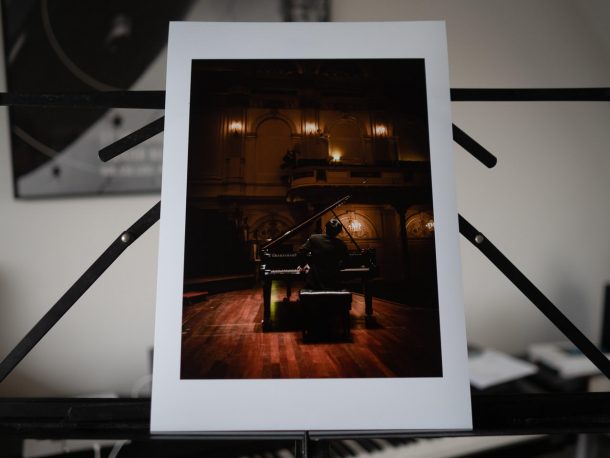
xmin=285 ymin=281 xmax=292 ymax=302
xmin=363 ymin=279 xmax=373 ymax=316
xmin=262 ymin=279 xmax=272 ymax=332
xmin=363 ymin=278 xmax=376 ymax=327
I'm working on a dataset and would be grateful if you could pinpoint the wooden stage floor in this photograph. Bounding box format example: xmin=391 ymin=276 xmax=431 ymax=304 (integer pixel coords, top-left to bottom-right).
xmin=181 ymin=287 xmax=442 ymax=379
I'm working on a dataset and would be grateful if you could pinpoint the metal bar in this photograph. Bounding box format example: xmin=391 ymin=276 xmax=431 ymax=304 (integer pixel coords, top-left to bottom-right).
xmin=452 ymin=124 xmax=497 ymax=168
xmin=0 ymin=91 xmax=165 ymax=109
xmin=2 ymin=89 xmax=609 ymax=109
xmin=99 ymin=117 xmax=165 ymax=162
xmin=2 ymin=393 xmax=610 ymax=438
xmin=459 ymin=214 xmax=610 ymax=380
xmin=0 ymin=202 xmax=161 ymax=383
xmin=451 ymin=88 xmax=610 ymax=101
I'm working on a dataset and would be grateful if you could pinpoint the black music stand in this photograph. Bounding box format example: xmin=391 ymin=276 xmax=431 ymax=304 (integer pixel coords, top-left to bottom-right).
xmin=1 ymin=88 xmax=610 ymax=457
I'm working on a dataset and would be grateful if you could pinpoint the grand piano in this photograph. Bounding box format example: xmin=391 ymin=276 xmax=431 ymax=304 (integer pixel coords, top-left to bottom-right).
xmin=259 ymin=196 xmax=377 ymax=331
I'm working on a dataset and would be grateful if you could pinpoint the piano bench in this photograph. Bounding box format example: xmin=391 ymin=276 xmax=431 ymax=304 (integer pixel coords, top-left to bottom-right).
xmin=299 ymin=290 xmax=352 ymax=342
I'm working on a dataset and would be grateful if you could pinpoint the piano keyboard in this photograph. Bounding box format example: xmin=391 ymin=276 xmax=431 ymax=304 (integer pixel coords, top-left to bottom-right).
xmin=264 ymin=434 xmax=544 ymax=458
xmin=268 ymin=268 xmax=371 ymax=274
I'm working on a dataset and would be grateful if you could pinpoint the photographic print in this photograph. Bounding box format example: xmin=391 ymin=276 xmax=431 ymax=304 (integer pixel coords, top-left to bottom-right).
xmin=152 ymin=21 xmax=470 ymax=433
xmin=180 ymin=58 xmax=441 ymax=380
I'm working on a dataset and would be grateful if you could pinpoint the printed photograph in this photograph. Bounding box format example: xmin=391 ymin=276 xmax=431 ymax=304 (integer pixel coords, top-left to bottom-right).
xmin=179 ymin=59 xmax=442 ymax=379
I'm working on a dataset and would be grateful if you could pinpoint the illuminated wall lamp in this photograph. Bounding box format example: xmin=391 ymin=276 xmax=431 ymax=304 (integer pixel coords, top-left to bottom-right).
xmin=229 ymin=120 xmax=244 ymax=135
xmin=304 ymin=122 xmax=318 ymax=135
xmin=425 ymin=219 xmax=435 ymax=232
xmin=373 ymin=124 xmax=388 ymax=137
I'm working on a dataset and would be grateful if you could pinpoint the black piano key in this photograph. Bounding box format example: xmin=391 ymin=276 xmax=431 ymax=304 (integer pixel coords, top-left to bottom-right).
xmin=371 ymin=438 xmax=395 ymax=450
xmin=354 ymin=438 xmax=381 ymax=452
xmin=341 ymin=440 xmax=368 ymax=455
xmin=329 ymin=440 xmax=356 ymax=457
xmin=385 ymin=437 xmax=415 ymax=447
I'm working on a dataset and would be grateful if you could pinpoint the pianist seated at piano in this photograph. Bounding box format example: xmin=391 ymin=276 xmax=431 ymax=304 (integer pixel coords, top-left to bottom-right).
xmin=297 ymin=218 xmax=349 ymax=291
xmin=297 ymin=218 xmax=353 ymax=341
xmin=259 ymin=197 xmax=377 ymax=332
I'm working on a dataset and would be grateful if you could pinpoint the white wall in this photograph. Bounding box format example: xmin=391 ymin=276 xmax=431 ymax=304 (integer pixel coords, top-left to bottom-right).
xmin=1 ymin=0 xmax=609 ymax=396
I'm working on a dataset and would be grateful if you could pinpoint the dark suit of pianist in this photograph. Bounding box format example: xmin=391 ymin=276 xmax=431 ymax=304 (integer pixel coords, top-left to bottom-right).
xmin=297 ymin=218 xmax=348 ymax=290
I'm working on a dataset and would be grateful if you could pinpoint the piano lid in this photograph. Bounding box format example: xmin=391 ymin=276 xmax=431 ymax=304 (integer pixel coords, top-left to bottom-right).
xmin=261 ymin=195 xmax=350 ymax=251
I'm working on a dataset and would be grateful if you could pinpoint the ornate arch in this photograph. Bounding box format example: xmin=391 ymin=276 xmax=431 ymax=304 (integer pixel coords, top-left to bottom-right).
xmin=334 ymin=211 xmax=378 ymax=240
xmin=251 ymin=111 xmax=297 ymax=136
xmin=326 ymin=114 xmax=367 ymax=137
xmin=252 ymin=214 xmax=295 ymax=241
xmin=406 ymin=210 xmax=435 ymax=239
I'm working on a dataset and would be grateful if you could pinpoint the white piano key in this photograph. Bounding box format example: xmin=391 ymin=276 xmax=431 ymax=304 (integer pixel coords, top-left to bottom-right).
xmin=341 ymin=435 xmax=543 ymax=458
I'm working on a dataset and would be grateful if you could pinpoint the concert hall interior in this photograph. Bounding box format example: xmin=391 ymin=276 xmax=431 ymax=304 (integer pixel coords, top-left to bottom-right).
xmin=180 ymin=59 xmax=443 ymax=379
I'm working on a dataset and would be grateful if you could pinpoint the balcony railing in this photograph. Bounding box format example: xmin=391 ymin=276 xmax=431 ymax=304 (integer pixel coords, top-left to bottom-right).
xmin=286 ymin=160 xmax=431 ymax=191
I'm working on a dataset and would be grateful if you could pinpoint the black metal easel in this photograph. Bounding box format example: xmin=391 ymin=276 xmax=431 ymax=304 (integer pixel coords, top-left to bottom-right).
xmin=1 ymin=88 xmax=610 ymax=456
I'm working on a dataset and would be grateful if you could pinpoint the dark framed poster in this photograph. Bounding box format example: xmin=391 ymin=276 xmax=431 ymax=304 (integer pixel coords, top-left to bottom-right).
xmin=1 ymin=0 xmax=192 ymax=197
